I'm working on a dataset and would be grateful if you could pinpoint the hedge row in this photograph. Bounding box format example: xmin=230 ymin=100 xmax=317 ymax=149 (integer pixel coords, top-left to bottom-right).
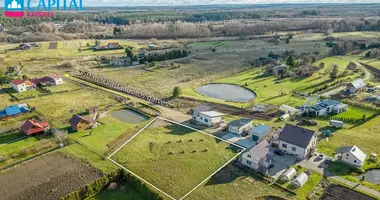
xmin=342 ymin=99 xmax=380 ymax=112
xmin=329 ymin=116 xmax=365 ymax=123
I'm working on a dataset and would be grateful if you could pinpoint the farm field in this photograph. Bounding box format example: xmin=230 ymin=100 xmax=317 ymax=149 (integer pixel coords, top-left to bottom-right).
xmin=0 ymin=152 xmax=103 ymax=200
xmin=320 ymin=184 xmax=375 ymax=200
xmin=334 ymin=105 xmax=378 ymax=119
xmin=110 ymin=118 xmax=242 ymax=199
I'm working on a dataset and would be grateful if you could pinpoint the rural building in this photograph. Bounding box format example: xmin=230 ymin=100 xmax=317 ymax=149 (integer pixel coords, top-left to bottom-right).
xmin=280 ymin=114 xmax=290 ymax=121
xmin=280 ymin=104 xmax=300 ymax=115
xmin=109 ymin=57 xmax=131 ymax=66
xmin=249 ymin=125 xmax=272 ymax=141
xmin=291 ymin=173 xmax=309 ymax=188
xmin=193 ymin=110 xmax=224 ymax=127
xmin=11 ymin=79 xmax=36 ymax=93
xmin=280 ymin=168 xmax=297 ymax=182
xmin=21 ymin=120 xmax=51 ymax=136
xmin=329 ymin=120 xmax=344 ymax=128
xmin=228 ymin=118 xmax=253 ymax=135
xmin=31 ymin=74 xmax=63 ymax=86
xmin=107 ymin=42 xmax=121 ymax=49
xmin=192 ymin=104 xmax=213 ymax=117
xmin=309 ymin=99 xmax=348 ymax=116
xmin=0 ymin=104 xmax=30 ymax=119
xmin=48 ymin=74 xmax=63 ymax=85
xmin=241 ymin=140 xmax=272 ymax=171
xmin=336 ymin=145 xmax=367 ymax=168
xmin=278 ymin=124 xmax=317 ymax=160
xmin=148 ymin=44 xmax=156 ymax=48
xmin=346 ymin=79 xmax=366 ymax=94
xmin=69 ymin=115 xmax=95 ymax=132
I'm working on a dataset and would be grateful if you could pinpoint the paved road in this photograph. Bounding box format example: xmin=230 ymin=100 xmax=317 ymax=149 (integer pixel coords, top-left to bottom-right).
xmin=319 ymin=60 xmax=371 ymax=97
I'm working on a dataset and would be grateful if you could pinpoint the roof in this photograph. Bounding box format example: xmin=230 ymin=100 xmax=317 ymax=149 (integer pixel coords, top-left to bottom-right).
xmin=199 ymin=111 xmax=224 ymax=117
xmin=4 ymin=105 xmax=21 ymax=116
xmin=279 ymin=124 xmax=315 ymax=148
xmin=108 ymin=42 xmax=119 ymax=46
xmin=311 ymin=99 xmax=342 ymax=111
xmin=24 ymin=80 xmax=36 ymax=87
xmin=86 ymin=106 xmax=99 ymax=112
xmin=235 ymin=138 xmax=256 ymax=149
xmin=69 ymin=114 xmax=95 ymax=127
xmin=11 ymin=79 xmax=25 ymax=85
xmin=229 ymin=118 xmax=253 ymax=128
xmin=279 ymin=104 xmax=300 ymax=114
xmin=349 ymin=79 xmax=366 ymax=89
xmin=250 ymin=125 xmax=272 ymax=137
xmin=247 ymin=140 xmax=272 ymax=162
xmin=21 ymin=120 xmax=50 ymax=135
xmin=336 ymin=145 xmax=367 ymax=162
xmin=194 ymin=104 xmax=213 ymax=113
xmin=49 ymin=73 xmax=61 ymax=78
xmin=32 ymin=76 xmax=54 ymax=85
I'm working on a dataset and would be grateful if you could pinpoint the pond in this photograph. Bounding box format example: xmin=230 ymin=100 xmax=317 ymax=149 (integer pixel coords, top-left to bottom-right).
xmin=358 ymin=169 xmax=380 ymax=184
xmin=110 ymin=109 xmax=148 ymax=124
xmin=195 ymin=84 xmax=256 ymax=103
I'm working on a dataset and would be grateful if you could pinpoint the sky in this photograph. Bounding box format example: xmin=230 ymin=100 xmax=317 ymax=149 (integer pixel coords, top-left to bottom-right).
xmin=1 ymin=0 xmax=379 ymax=7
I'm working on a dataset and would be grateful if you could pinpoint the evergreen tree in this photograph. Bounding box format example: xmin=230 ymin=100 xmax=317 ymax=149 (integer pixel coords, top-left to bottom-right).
xmin=286 ymin=56 xmax=295 ymax=67
xmin=172 ymin=86 xmax=181 ymax=97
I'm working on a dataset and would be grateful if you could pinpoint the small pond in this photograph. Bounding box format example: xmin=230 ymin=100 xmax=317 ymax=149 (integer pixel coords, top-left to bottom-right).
xmin=110 ymin=109 xmax=148 ymax=124
xmin=358 ymin=169 xmax=380 ymax=184
xmin=195 ymin=84 xmax=256 ymax=102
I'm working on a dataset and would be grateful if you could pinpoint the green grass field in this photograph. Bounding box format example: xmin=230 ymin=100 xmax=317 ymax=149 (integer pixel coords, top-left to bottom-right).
xmin=111 ymin=118 xmax=240 ymax=199
xmin=335 ymin=105 xmax=378 ymax=119
xmin=89 ymin=182 xmax=149 ymax=200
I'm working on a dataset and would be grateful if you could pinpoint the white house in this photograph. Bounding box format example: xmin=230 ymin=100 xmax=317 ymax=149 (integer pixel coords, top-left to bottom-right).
xmin=336 ymin=145 xmax=367 ymax=168
xmin=241 ymin=140 xmax=272 ymax=171
xmin=228 ymin=118 xmax=253 ymax=135
xmin=11 ymin=79 xmax=36 ymax=93
xmin=309 ymin=99 xmax=348 ymax=116
xmin=278 ymin=124 xmax=317 ymax=160
xmin=109 ymin=57 xmax=131 ymax=66
xmin=193 ymin=110 xmax=224 ymax=127
xmin=346 ymin=79 xmax=366 ymax=94
xmin=48 ymin=74 xmax=63 ymax=85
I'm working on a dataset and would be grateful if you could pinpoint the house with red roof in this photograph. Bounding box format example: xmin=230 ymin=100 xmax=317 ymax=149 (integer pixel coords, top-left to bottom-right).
xmin=11 ymin=79 xmax=36 ymax=93
xmin=21 ymin=119 xmax=51 ymax=136
xmin=48 ymin=74 xmax=63 ymax=85
xmin=107 ymin=42 xmax=120 ymax=49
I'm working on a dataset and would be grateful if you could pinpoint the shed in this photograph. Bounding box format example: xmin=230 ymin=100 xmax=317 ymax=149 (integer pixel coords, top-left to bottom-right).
xmin=249 ymin=125 xmax=272 ymax=141
xmin=280 ymin=114 xmax=290 ymax=121
xmin=280 ymin=168 xmax=297 ymax=182
xmin=329 ymin=120 xmax=343 ymax=128
xmin=291 ymin=172 xmax=309 ymax=188
xmin=279 ymin=104 xmax=300 ymax=115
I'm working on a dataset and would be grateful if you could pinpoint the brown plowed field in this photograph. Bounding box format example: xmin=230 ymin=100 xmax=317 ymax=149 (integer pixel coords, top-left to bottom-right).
xmin=320 ymin=184 xmax=375 ymax=200
xmin=0 ymin=152 xmax=103 ymax=200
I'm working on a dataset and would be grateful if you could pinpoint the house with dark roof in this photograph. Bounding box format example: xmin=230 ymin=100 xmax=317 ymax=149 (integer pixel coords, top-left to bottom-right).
xmin=228 ymin=118 xmax=253 ymax=135
xmin=241 ymin=140 xmax=273 ymax=171
xmin=21 ymin=120 xmax=51 ymax=136
xmin=69 ymin=115 xmax=95 ymax=132
xmin=309 ymin=99 xmax=348 ymax=116
xmin=278 ymin=124 xmax=317 ymax=160
xmin=346 ymin=78 xmax=366 ymax=94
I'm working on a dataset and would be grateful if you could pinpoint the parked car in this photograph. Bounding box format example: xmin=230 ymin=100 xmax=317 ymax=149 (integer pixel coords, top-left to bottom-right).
xmin=317 ymin=154 xmax=325 ymax=160
xmin=324 ymin=158 xmax=332 ymax=164
xmin=274 ymin=150 xmax=284 ymax=156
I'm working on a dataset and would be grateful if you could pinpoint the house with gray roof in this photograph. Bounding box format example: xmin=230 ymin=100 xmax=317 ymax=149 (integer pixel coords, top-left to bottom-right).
xmin=336 ymin=145 xmax=367 ymax=168
xmin=241 ymin=140 xmax=273 ymax=171
xmin=346 ymin=78 xmax=366 ymax=94
xmin=278 ymin=124 xmax=317 ymax=160
xmin=228 ymin=118 xmax=253 ymax=135
xmin=309 ymin=99 xmax=348 ymax=116
xmin=192 ymin=105 xmax=224 ymax=127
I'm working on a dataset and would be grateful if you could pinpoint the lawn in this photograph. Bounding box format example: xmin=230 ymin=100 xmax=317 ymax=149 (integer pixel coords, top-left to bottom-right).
xmin=110 ymin=118 xmax=241 ymax=199
xmin=89 ymin=182 xmax=149 ymax=200
xmin=23 ymin=89 xmax=117 ymax=128
xmin=0 ymin=89 xmax=12 ymax=108
xmin=334 ymin=105 xmax=378 ymax=119
xmin=47 ymin=81 xmax=83 ymax=93
xmin=69 ymin=115 xmax=151 ymax=155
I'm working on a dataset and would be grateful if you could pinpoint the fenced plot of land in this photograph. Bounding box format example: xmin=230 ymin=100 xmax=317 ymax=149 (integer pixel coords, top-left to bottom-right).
xmin=109 ymin=117 xmax=244 ymax=200
xmin=0 ymin=152 xmax=103 ymax=200
xmin=320 ymin=184 xmax=375 ymax=200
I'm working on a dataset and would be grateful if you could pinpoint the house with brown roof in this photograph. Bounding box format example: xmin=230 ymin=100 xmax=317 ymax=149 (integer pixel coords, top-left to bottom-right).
xmin=11 ymin=79 xmax=36 ymax=93
xmin=31 ymin=74 xmax=63 ymax=86
xmin=21 ymin=120 xmax=51 ymax=136
xmin=69 ymin=115 xmax=95 ymax=132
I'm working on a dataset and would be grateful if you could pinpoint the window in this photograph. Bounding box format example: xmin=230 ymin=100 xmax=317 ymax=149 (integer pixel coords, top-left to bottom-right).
xmin=346 ymin=153 xmax=349 ymax=156
xmin=282 ymin=143 xmax=287 ymax=148
xmin=354 ymin=160 xmax=357 ymax=163
xmin=292 ymin=147 xmax=296 ymax=151
xmin=205 ymin=119 xmax=208 ymax=123
xmin=246 ymin=160 xmax=252 ymax=166
xmin=247 ymin=154 xmax=251 ymax=158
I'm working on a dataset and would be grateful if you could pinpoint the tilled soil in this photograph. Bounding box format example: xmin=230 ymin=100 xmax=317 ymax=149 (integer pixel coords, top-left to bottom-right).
xmin=320 ymin=184 xmax=375 ymax=200
xmin=0 ymin=152 xmax=103 ymax=200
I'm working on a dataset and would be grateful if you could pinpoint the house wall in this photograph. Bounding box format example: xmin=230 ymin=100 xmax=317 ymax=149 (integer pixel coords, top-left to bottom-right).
xmin=54 ymin=77 xmax=63 ymax=85
xmin=76 ymin=121 xmax=90 ymax=132
xmin=229 ymin=123 xmax=252 ymax=135
xmin=12 ymin=83 xmax=26 ymax=93
xmin=279 ymin=141 xmax=307 ymax=160
xmin=241 ymin=152 xmax=259 ymax=170
xmin=341 ymin=152 xmax=364 ymax=167
xmin=194 ymin=114 xmax=221 ymax=126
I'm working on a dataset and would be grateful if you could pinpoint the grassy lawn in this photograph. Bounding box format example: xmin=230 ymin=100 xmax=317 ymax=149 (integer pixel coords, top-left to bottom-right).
xmin=0 ymin=88 xmax=12 ymax=108
xmin=47 ymin=81 xmax=83 ymax=93
xmin=69 ymin=115 xmax=151 ymax=155
xmin=111 ymin=118 xmax=241 ymax=199
xmin=0 ymin=131 xmax=24 ymax=144
xmin=89 ymin=182 xmax=149 ymax=200
xmin=23 ymin=89 xmax=117 ymax=128
xmin=5 ymin=88 xmax=42 ymax=99
xmin=334 ymin=105 xmax=378 ymax=119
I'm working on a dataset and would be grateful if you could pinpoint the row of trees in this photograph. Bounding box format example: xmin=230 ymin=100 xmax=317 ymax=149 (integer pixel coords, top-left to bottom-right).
xmin=140 ymin=50 xmax=189 ymax=63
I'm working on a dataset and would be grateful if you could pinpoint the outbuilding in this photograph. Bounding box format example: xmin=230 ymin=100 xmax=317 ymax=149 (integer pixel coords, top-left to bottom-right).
xmin=280 ymin=167 xmax=297 ymax=182
xmin=228 ymin=118 xmax=253 ymax=135
xmin=249 ymin=125 xmax=272 ymax=141
xmin=291 ymin=172 xmax=309 ymax=188
xmin=280 ymin=114 xmax=290 ymax=121
xmin=329 ymin=120 xmax=344 ymax=128
xmin=193 ymin=111 xmax=224 ymax=127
